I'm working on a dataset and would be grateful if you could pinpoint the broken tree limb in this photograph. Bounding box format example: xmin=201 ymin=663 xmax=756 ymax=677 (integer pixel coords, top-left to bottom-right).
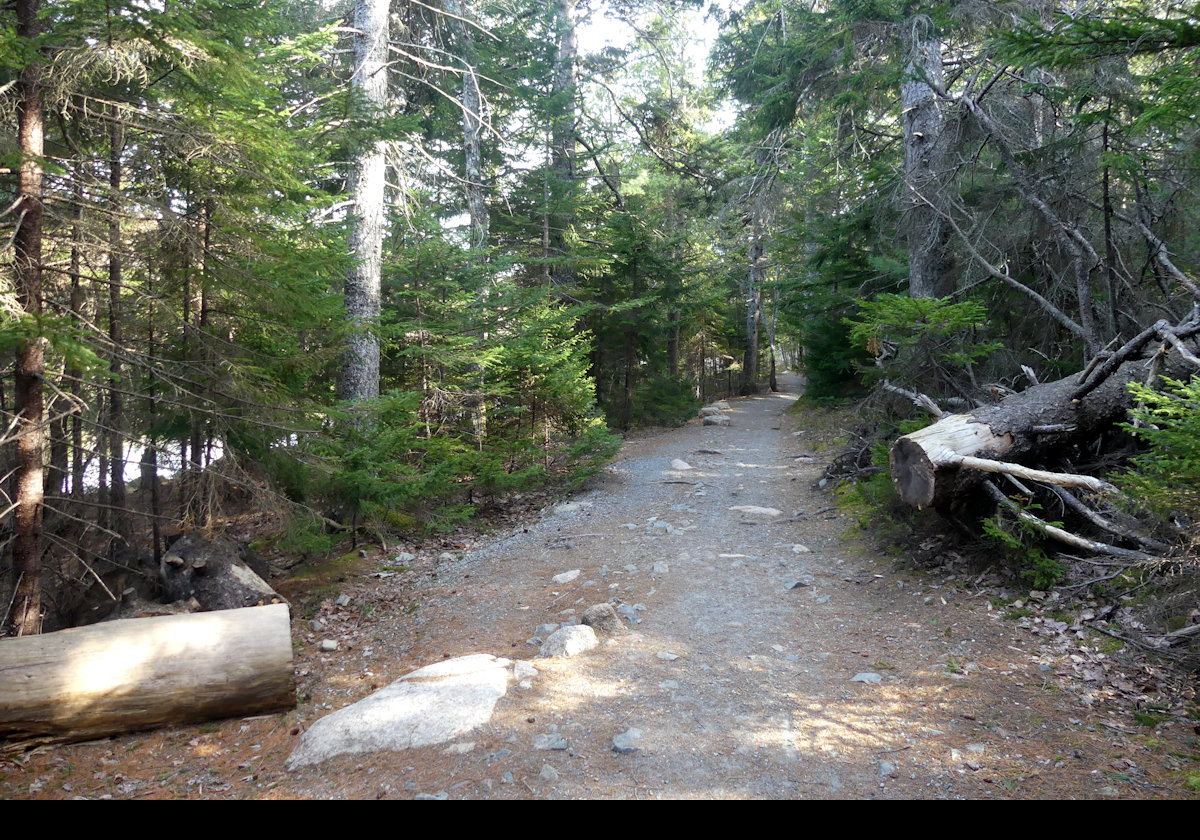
xmin=0 ymin=603 xmax=295 ymax=746
xmin=954 ymin=456 xmax=1115 ymax=493
xmin=981 ymin=480 xmax=1153 ymax=561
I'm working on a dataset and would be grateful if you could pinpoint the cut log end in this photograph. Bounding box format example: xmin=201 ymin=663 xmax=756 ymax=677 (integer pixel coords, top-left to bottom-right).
xmin=890 ymin=437 xmax=938 ymax=509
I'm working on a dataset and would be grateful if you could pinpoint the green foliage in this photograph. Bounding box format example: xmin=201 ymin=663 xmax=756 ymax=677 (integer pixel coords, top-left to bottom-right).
xmin=846 ymin=294 xmax=1001 ymax=383
xmin=981 ymin=504 xmax=1065 ymax=590
xmin=627 ymin=374 xmax=701 ymax=428
xmin=1118 ymin=376 xmax=1200 ymax=528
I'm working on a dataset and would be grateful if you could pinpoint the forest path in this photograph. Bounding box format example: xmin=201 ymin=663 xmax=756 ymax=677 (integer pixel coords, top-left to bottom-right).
xmin=279 ymin=373 xmax=1182 ymax=799
xmin=8 ymin=376 xmax=1190 ymax=800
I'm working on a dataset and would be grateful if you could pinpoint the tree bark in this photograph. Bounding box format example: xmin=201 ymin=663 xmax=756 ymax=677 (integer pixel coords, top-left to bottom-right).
xmin=547 ymin=0 xmax=578 ymax=288
xmin=338 ymin=0 xmax=390 ymax=402
xmin=901 ymin=16 xmax=953 ymax=299
xmin=741 ymin=210 xmax=763 ymax=395
xmin=0 ymin=604 xmax=295 ymax=745
xmin=9 ymin=0 xmax=46 ymax=637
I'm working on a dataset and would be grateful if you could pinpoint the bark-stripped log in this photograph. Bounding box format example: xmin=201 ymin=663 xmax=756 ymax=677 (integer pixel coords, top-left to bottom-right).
xmin=0 ymin=603 xmax=295 ymax=746
xmin=890 ymin=354 xmax=1166 ymax=510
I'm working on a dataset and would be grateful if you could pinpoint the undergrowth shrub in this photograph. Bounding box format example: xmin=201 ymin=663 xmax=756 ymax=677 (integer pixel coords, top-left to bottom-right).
xmin=1119 ymin=376 xmax=1200 ymax=540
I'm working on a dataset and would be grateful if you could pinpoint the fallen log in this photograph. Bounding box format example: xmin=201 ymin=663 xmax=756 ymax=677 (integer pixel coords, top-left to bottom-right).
xmin=889 ymin=354 xmax=1165 ymax=510
xmin=0 ymin=603 xmax=295 ymax=746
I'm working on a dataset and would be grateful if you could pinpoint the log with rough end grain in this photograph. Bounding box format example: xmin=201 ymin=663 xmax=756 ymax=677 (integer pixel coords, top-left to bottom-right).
xmin=0 ymin=603 xmax=295 ymax=746
xmin=890 ymin=354 xmax=1166 ymax=510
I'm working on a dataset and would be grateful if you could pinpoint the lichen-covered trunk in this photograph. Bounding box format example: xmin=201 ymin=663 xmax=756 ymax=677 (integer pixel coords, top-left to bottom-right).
xmin=901 ymin=18 xmax=953 ymax=299
xmin=338 ymin=0 xmax=389 ymax=402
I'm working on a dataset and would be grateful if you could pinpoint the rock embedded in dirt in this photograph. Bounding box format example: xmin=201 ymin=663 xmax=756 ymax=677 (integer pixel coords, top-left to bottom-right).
xmin=552 ymin=569 xmax=581 ymax=585
xmin=651 ymin=561 xmax=669 ymax=574
xmin=728 ymin=505 xmax=783 ymax=517
xmin=513 ymin=661 xmax=539 ymax=680
xmin=534 ymin=733 xmax=568 ymax=751
xmin=581 ymin=603 xmax=625 ymax=635
xmin=850 ymin=672 xmax=882 ymax=684
xmin=538 ymin=625 xmax=599 ymax=658
xmin=612 ymin=728 xmax=643 ymax=754
xmin=702 ymin=415 xmax=731 ymax=427
xmin=539 ymin=764 xmax=560 ymax=782
xmin=286 ymin=654 xmax=512 ymax=768
xmin=656 ymin=651 xmax=680 ymax=661
xmin=670 ymin=459 xmax=693 ymax=470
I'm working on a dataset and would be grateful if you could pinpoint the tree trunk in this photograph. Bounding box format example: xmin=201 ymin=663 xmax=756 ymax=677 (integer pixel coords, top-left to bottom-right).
xmin=338 ymin=0 xmax=390 ymax=402
xmin=547 ymin=0 xmax=578 ymax=288
xmin=9 ymin=0 xmax=46 ymax=637
xmin=0 ymin=604 xmax=295 ymax=745
xmin=889 ymin=355 xmax=1164 ymax=510
xmin=107 ymin=113 xmax=129 ymax=545
xmin=901 ymin=16 xmax=953 ymax=299
xmin=741 ymin=211 xmax=763 ymax=395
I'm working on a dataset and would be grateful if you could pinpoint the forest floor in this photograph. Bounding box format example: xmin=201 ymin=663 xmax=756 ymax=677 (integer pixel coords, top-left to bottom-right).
xmin=3 ymin=373 xmax=1198 ymax=799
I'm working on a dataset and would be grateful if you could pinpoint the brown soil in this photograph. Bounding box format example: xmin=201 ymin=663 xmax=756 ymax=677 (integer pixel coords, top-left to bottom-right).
xmin=3 ymin=375 xmax=1198 ymax=799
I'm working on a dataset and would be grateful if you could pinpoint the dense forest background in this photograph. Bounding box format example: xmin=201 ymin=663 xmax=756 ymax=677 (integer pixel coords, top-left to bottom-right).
xmin=4 ymin=0 xmax=1200 ymax=637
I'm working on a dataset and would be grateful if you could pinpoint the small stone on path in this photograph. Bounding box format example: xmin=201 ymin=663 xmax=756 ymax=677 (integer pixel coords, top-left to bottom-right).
xmin=612 ymin=728 xmax=644 ymax=754
xmin=728 ymin=505 xmax=782 ymax=517
xmin=538 ymin=625 xmax=599 ymax=658
xmin=552 ymin=569 xmax=581 ymax=584
xmin=851 ymin=672 xmax=882 ymax=684
xmin=534 ymin=733 xmax=568 ymax=751
xmin=656 ymin=651 xmax=680 ymax=661
xmin=581 ymin=603 xmax=625 ymax=635
xmin=651 ymin=561 xmax=669 ymax=574
xmin=539 ymin=764 xmax=560 ymax=782
xmin=670 ymin=459 xmax=693 ymax=471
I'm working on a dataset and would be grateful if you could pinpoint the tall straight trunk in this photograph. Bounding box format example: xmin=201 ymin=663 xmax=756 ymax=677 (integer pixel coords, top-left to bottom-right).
xmin=107 ymin=114 xmax=129 ymax=545
xmin=69 ymin=167 xmax=85 ymax=498
xmin=144 ymin=272 xmax=162 ymax=566
xmin=447 ymin=0 xmax=490 ymax=442
xmin=338 ymin=0 xmax=390 ymax=403
xmin=10 ymin=0 xmax=45 ymax=636
xmin=741 ymin=212 xmax=763 ymax=395
xmin=901 ymin=16 xmax=953 ymax=299
xmin=548 ymin=0 xmax=578 ymax=288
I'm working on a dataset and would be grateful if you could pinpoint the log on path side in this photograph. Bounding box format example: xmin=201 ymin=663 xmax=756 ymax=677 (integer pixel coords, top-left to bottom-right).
xmin=0 ymin=603 xmax=295 ymax=746
xmin=890 ymin=355 xmax=1158 ymax=510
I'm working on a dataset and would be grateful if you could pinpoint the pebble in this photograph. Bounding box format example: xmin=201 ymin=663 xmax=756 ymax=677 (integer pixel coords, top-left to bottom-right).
xmin=319 ymin=639 xmax=339 ymax=651
xmin=539 ymin=764 xmax=560 ymax=783
xmin=850 ymin=672 xmax=882 ymax=684
xmin=501 ymin=772 xmax=514 ymax=785
xmin=513 ymin=661 xmax=539 ymax=680
xmin=552 ymin=569 xmax=581 ymax=584
xmin=656 ymin=651 xmax=680 ymax=661
xmin=392 ymin=552 xmax=416 ymax=563
xmin=538 ymin=625 xmax=599 ymax=658
xmin=624 ymin=564 xmax=638 ymax=573
xmin=534 ymin=733 xmax=569 ymax=751
xmin=791 ymin=544 xmax=811 ymax=553
xmin=612 ymin=728 xmax=644 ymax=754
xmin=652 ymin=561 xmax=669 ymax=574
xmin=415 ymin=791 xmax=449 ymax=800
xmin=335 ymin=594 xmax=351 ymax=607
xmin=670 ymin=459 xmax=693 ymax=470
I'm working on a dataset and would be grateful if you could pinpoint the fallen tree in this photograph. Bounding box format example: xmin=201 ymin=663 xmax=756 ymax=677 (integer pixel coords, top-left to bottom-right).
xmin=0 ymin=603 xmax=295 ymax=747
xmin=890 ymin=319 xmax=1200 ymax=513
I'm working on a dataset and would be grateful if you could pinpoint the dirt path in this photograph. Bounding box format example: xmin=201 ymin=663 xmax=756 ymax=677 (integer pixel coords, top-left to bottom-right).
xmin=5 ymin=375 xmax=1195 ymax=799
